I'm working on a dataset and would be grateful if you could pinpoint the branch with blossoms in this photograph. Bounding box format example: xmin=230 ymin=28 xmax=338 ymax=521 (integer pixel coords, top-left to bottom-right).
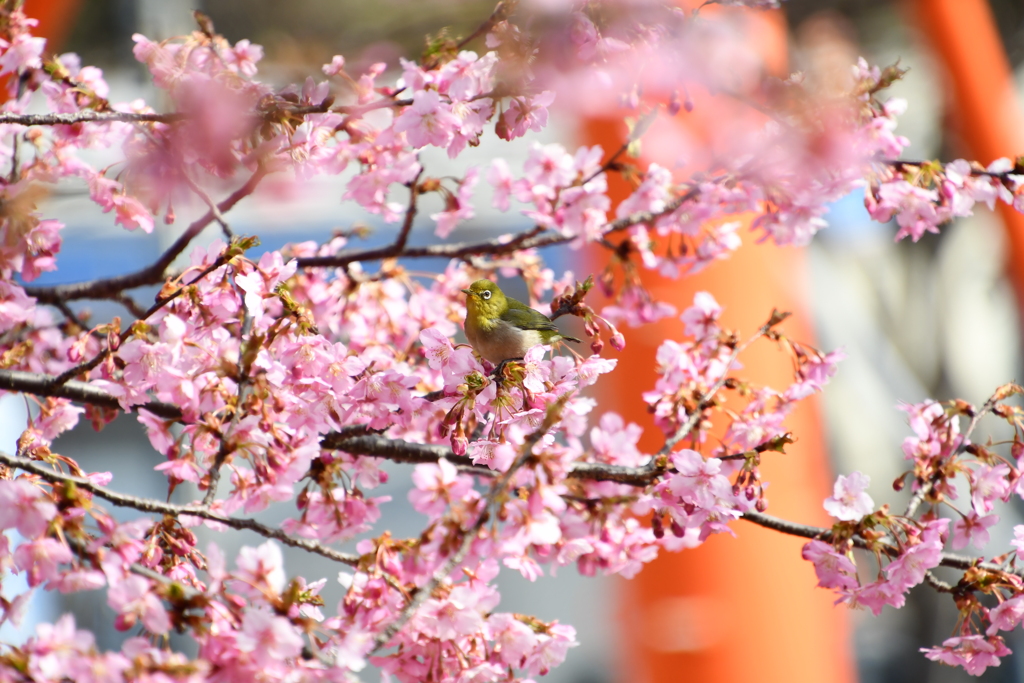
xmin=4 ymin=0 xmax=1024 ymax=679
xmin=0 ymin=449 xmax=360 ymax=567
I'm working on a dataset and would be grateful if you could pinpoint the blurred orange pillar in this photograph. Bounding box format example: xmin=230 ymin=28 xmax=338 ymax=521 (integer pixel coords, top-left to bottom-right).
xmin=904 ymin=0 xmax=1024 ymax=307
xmin=582 ymin=8 xmax=856 ymax=683
xmin=25 ymin=0 xmax=81 ymax=53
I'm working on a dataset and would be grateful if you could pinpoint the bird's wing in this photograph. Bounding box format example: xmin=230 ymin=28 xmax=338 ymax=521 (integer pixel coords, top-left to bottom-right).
xmin=500 ymin=300 xmax=561 ymax=332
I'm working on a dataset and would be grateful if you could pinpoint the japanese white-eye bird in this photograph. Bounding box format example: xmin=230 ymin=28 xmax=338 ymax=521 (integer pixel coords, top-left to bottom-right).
xmin=461 ymin=279 xmax=581 ymax=364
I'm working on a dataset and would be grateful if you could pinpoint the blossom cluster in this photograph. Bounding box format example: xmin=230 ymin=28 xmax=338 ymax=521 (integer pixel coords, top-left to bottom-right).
xmin=801 ymin=385 xmax=1024 ymax=676
xmin=867 ymin=157 xmax=1024 ymax=242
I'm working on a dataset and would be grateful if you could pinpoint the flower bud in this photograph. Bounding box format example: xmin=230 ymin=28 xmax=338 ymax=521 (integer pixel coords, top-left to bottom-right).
xmin=451 ymin=425 xmax=468 ymax=456
xmin=609 ymin=331 xmax=625 ymax=351
xmin=651 ymin=514 xmax=665 ymax=539
xmin=495 ymin=116 xmax=511 ymax=141
xmin=668 ymin=90 xmax=682 ymax=116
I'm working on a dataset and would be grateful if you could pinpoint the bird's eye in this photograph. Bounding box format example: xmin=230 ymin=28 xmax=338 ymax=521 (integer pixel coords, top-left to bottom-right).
xmin=481 ymin=290 xmax=492 ymax=300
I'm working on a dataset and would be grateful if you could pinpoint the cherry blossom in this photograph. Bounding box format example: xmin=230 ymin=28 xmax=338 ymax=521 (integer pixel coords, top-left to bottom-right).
xmin=823 ymin=471 xmax=874 ymax=521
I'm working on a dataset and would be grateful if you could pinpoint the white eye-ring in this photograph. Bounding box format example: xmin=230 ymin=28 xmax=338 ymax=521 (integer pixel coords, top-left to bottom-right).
xmin=481 ymin=290 xmax=492 ymax=300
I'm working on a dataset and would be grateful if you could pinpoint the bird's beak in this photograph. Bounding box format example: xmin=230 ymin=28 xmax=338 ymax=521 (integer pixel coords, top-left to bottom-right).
xmin=460 ymin=289 xmax=475 ymax=297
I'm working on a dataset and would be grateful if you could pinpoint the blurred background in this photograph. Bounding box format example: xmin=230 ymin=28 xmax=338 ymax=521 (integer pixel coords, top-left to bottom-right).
xmin=4 ymin=0 xmax=1024 ymax=681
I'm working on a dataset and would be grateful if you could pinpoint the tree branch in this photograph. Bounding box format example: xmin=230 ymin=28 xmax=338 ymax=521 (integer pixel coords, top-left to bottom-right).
xmin=0 ymin=450 xmax=359 ymax=567
xmin=0 ymin=111 xmax=187 ymax=126
xmin=741 ymin=510 xmax=1012 ymax=576
xmin=295 ymin=184 xmax=699 ymax=270
xmin=0 ymin=369 xmax=682 ymax=485
xmin=24 ymin=165 xmax=268 ymax=304
xmin=0 ymin=369 xmax=181 ymax=419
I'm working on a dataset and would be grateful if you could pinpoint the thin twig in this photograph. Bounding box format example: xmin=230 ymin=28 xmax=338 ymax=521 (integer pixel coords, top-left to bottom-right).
xmin=904 ymin=398 xmax=996 ymax=518
xmin=297 ymin=186 xmax=699 ymax=270
xmin=112 ymin=293 xmax=149 ymax=320
xmin=202 ymin=306 xmax=254 ymax=507
xmin=660 ymin=312 xmax=786 ymax=460
xmin=47 ymin=249 xmax=237 ymax=389
xmin=182 ymin=172 xmax=234 ymax=239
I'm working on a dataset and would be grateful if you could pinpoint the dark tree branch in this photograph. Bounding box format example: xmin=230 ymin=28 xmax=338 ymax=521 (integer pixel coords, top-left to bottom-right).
xmin=0 ymin=111 xmax=188 ymax=126
xmin=0 ymin=450 xmax=359 ymax=567
xmin=24 ymin=165 xmax=268 ymax=304
xmin=1 ymin=370 xmax=1011 ymax=590
xmin=0 ymin=99 xmax=408 ymax=127
xmin=295 ymin=186 xmax=700 ymax=270
xmin=741 ymin=510 xmax=1012 ymax=576
xmin=0 ymin=369 xmax=181 ymax=419
xmin=0 ymin=368 xmax=704 ymax=485
xmin=450 ymin=0 xmax=516 ymax=55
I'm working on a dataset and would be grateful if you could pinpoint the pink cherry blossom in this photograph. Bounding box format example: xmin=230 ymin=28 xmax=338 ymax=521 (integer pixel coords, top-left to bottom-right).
xmin=801 ymin=540 xmax=858 ymax=591
xmin=14 ymin=538 xmax=72 ymax=587
xmin=922 ymin=635 xmax=1011 ymax=676
xmin=394 ymin=89 xmax=461 ymax=149
xmin=0 ymin=479 xmax=57 ymax=538
xmin=236 ymin=607 xmax=305 ymax=664
xmin=951 ymin=512 xmax=997 ymax=551
xmin=107 ymin=575 xmax=171 ymax=634
xmin=823 ymin=471 xmax=874 ymax=521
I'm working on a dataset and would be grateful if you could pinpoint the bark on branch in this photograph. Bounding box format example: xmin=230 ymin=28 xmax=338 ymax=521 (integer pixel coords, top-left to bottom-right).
xmin=24 ymin=166 xmax=268 ymax=304
xmin=0 ymin=450 xmax=359 ymax=567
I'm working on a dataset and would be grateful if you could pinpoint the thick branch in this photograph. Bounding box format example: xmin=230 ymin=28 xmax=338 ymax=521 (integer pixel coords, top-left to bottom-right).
xmin=0 ymin=450 xmax=359 ymax=567
xmin=0 ymin=369 xmax=181 ymax=419
xmin=0 ymin=111 xmax=187 ymax=126
xmin=0 ymin=99 xmax=405 ymax=127
xmin=2 ymin=368 xmax=1011 ymax=586
xmin=0 ymin=368 xmax=666 ymax=483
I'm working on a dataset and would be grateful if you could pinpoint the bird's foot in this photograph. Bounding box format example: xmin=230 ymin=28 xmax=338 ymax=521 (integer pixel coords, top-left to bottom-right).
xmin=491 ymin=357 xmax=524 ymax=384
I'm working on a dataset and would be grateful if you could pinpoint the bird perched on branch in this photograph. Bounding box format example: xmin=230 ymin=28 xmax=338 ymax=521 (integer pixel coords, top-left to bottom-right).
xmin=462 ymin=279 xmax=581 ymax=364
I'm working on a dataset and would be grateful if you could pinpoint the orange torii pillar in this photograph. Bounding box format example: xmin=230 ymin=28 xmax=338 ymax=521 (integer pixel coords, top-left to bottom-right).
xmin=582 ymin=8 xmax=856 ymax=683
xmin=25 ymin=0 xmax=81 ymax=55
xmin=905 ymin=0 xmax=1024 ymax=308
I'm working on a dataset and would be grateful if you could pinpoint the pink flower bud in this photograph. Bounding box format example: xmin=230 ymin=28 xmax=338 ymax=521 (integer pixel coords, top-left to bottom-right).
xmin=668 ymin=90 xmax=681 ymax=116
xmin=451 ymin=430 xmax=468 ymax=456
xmin=651 ymin=514 xmax=664 ymax=539
xmin=609 ymin=332 xmax=625 ymax=351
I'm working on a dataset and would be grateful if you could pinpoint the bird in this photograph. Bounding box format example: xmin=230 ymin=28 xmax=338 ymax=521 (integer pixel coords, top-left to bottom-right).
xmin=461 ymin=279 xmax=582 ymax=364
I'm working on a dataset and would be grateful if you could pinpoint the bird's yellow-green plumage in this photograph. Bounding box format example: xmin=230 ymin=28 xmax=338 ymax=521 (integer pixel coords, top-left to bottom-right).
xmin=462 ymin=280 xmax=581 ymax=364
